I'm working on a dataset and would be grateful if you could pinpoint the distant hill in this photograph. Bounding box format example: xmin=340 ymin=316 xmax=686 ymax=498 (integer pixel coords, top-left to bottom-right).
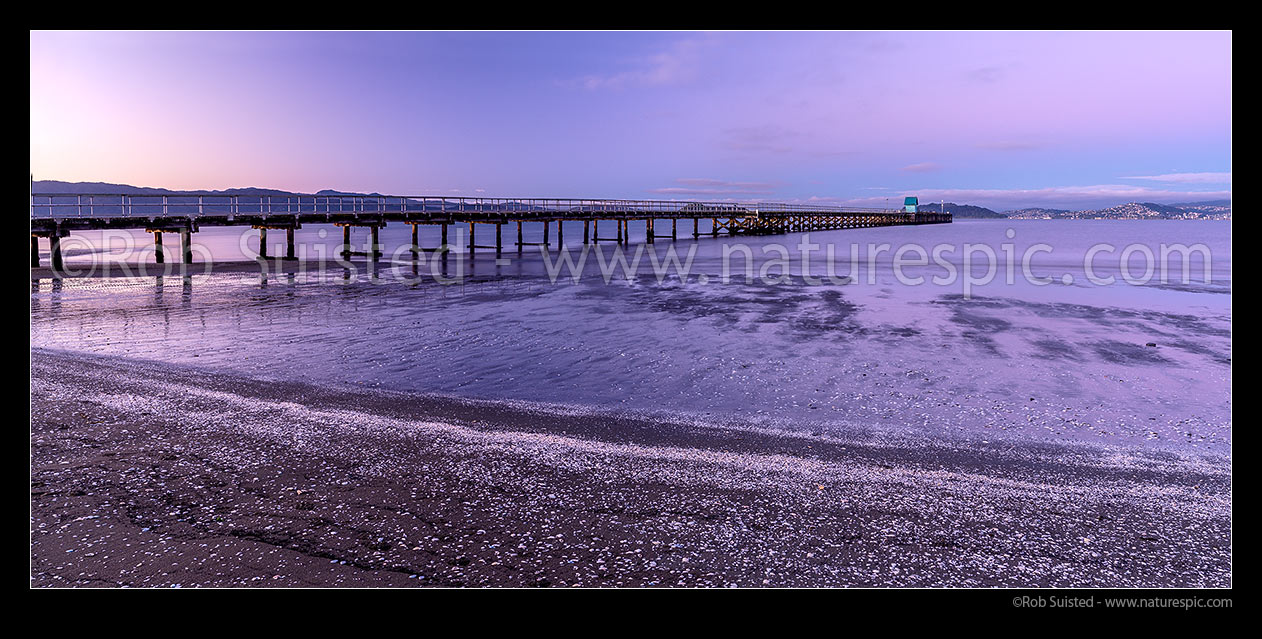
xmin=916 ymin=202 xmax=1005 ymax=218
xmin=1006 ymin=207 xmax=1072 ymax=218
xmin=32 ymin=180 xmax=301 ymax=197
xmin=1007 ymin=200 xmax=1230 ymax=220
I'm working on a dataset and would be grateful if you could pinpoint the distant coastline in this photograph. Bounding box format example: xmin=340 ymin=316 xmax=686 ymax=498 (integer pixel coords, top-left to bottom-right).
xmin=922 ymin=200 xmax=1231 ymax=221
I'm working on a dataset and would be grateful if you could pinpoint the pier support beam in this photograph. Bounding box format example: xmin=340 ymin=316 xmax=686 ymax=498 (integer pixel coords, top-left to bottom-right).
xmin=516 ymin=221 xmax=524 ymax=252
xmin=286 ymin=227 xmax=296 ymax=260
xmin=583 ymin=220 xmax=590 ymax=244
xmin=711 ymin=218 xmax=719 ymax=237
xmin=496 ymin=222 xmax=503 ymax=256
xmin=468 ymin=222 xmax=476 ymax=255
xmin=153 ymin=231 xmax=165 ymax=264
xmin=50 ymin=234 xmax=63 ymax=272
xmin=693 ymin=218 xmax=700 ymax=238
xmin=341 ymin=225 xmax=352 ymax=258
xmin=672 ymin=218 xmax=677 ymax=240
xmin=543 ymin=221 xmax=550 ymax=247
xmin=258 ymin=228 xmax=268 ymax=259
xmin=441 ymin=223 xmax=449 ymax=250
xmin=411 ymin=223 xmax=419 ymax=253
xmin=617 ymin=220 xmax=624 ymax=244
xmin=557 ymin=220 xmax=563 ymax=246
xmin=647 ymin=219 xmax=654 ymax=244
xmin=370 ymin=225 xmax=381 ymax=259
xmin=181 ymin=227 xmax=193 ymax=264
xmin=31 ymin=236 xmax=39 ymax=268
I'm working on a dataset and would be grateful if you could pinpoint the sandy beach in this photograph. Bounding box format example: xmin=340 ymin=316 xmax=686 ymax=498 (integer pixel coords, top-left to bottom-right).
xmin=31 ymin=348 xmax=1230 ymax=587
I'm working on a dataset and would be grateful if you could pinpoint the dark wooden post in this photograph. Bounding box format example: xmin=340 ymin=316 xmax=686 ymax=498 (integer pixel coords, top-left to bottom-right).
xmin=583 ymin=220 xmax=590 ymax=244
xmin=440 ymin=223 xmax=449 ymax=250
xmin=411 ymin=223 xmax=419 ymax=253
xmin=258 ymin=228 xmax=268 ymax=259
xmin=617 ymin=220 xmax=624 ymax=244
xmin=672 ymin=218 xmax=677 ymax=240
xmin=286 ymin=227 xmax=296 ymax=260
xmin=370 ymin=225 xmax=381 ymax=258
xmin=50 ymin=234 xmax=63 ymax=272
xmin=154 ymin=231 xmax=165 ymax=264
xmin=693 ymin=218 xmax=700 ymax=237
xmin=181 ymin=227 xmax=192 ymax=264
xmin=31 ymin=236 xmax=39 ymax=268
xmin=516 ymin=220 xmax=524 ymax=252
xmin=543 ymin=221 xmax=550 ymax=246
xmin=496 ymin=223 xmax=503 ymax=256
xmin=468 ymin=222 xmax=476 ymax=255
xmin=647 ymin=219 xmax=654 ymax=244
xmin=711 ymin=218 xmax=719 ymax=237
xmin=556 ymin=220 xmax=563 ymax=246
xmin=341 ymin=225 xmax=352 ymax=258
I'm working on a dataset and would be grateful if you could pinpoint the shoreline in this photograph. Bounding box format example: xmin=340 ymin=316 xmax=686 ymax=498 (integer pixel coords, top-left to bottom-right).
xmin=31 ymin=348 xmax=1231 ymax=587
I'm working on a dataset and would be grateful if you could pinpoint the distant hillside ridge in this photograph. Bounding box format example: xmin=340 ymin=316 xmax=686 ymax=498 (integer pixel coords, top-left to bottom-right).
xmin=32 ymin=180 xmax=301 ymax=197
xmin=1006 ymin=200 xmax=1230 ymax=220
xmin=916 ymin=202 xmax=1006 ymax=218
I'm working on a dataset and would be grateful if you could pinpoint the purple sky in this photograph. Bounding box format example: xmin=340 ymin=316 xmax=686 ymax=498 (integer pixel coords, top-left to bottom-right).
xmin=30 ymin=31 xmax=1231 ymax=210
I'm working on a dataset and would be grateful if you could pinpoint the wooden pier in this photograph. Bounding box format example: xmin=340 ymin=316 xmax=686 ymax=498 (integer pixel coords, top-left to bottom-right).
xmin=30 ymin=193 xmax=951 ymax=269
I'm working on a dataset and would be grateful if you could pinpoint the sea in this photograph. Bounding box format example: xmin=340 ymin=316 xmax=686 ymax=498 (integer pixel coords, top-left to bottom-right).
xmin=30 ymin=219 xmax=1232 ymax=454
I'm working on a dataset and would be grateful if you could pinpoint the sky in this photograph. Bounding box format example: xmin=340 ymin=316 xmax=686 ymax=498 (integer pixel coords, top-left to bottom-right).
xmin=30 ymin=30 xmax=1231 ymax=211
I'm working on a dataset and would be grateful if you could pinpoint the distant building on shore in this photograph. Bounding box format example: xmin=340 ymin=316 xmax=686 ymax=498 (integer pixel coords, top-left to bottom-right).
xmin=903 ymin=196 xmax=918 ymax=213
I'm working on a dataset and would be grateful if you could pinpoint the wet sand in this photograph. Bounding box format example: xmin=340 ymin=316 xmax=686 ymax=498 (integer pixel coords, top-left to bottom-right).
xmin=30 ymin=348 xmax=1230 ymax=587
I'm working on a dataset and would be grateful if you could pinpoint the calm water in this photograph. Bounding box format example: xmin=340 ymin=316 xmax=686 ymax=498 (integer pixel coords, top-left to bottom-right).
xmin=31 ymin=220 xmax=1232 ymax=453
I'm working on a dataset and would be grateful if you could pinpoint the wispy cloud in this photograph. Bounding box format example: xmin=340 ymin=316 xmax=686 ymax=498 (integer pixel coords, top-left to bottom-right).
xmin=574 ymin=37 xmax=714 ymax=90
xmin=901 ymin=162 xmax=942 ymax=173
xmin=967 ymin=66 xmax=1004 ymax=83
xmin=976 ymin=140 xmax=1040 ymax=151
xmin=647 ymin=178 xmax=781 ymax=196
xmin=719 ymin=125 xmax=799 ymax=154
xmin=1121 ymin=172 xmax=1232 ymax=184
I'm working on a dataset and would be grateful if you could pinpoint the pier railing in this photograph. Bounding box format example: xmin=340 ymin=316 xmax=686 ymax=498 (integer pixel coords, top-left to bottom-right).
xmin=30 ymin=194 xmax=897 ymax=221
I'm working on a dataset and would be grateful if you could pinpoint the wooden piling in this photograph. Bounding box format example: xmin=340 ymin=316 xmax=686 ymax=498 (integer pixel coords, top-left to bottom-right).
xmin=411 ymin=224 xmax=419 ymax=253
xmin=154 ymin=231 xmax=165 ymax=264
xmin=286 ymin=227 xmax=296 ymax=260
xmin=258 ymin=228 xmax=268 ymax=259
xmin=693 ymin=218 xmax=700 ymax=237
xmin=516 ymin=220 xmax=524 ymax=252
xmin=181 ymin=227 xmax=192 ymax=264
xmin=441 ymin=223 xmax=449 ymax=250
xmin=672 ymin=218 xmax=677 ymax=240
xmin=543 ymin=221 xmax=550 ymax=246
xmin=31 ymin=236 xmax=39 ymax=268
xmin=341 ymin=225 xmax=352 ymax=258
xmin=468 ymin=222 xmax=476 ymax=254
xmin=496 ymin=223 xmax=503 ymax=256
xmin=647 ymin=219 xmax=654 ymax=244
xmin=557 ymin=220 xmax=563 ymax=246
xmin=370 ymin=225 xmax=380 ymax=258
xmin=583 ymin=220 xmax=590 ymax=244
xmin=50 ymin=234 xmax=63 ymax=272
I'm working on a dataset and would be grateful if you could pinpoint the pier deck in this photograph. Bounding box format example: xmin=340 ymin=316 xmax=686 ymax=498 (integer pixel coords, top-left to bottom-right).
xmin=31 ymin=193 xmax=951 ymax=267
